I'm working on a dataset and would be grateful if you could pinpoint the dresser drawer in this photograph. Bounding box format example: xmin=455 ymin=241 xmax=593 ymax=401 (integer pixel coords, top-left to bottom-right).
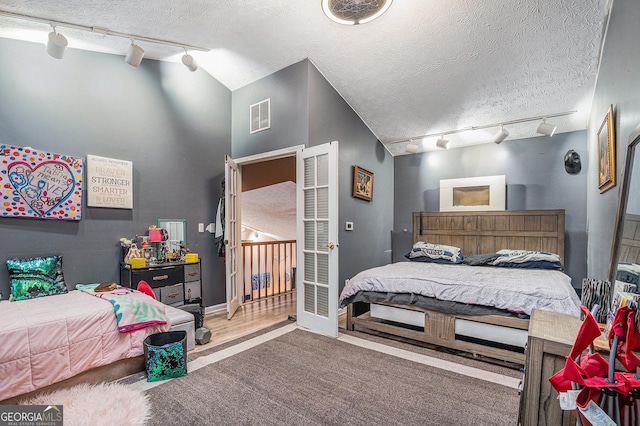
xmin=184 ymin=263 xmax=200 ymax=282
xmin=160 ymin=283 xmax=184 ymax=306
xmin=184 ymin=280 xmax=201 ymax=303
xmin=134 ymin=266 xmax=183 ymax=289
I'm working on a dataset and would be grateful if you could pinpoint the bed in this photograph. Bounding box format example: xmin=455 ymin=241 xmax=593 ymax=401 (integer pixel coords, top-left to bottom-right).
xmin=0 ymin=288 xmax=170 ymax=402
xmin=341 ymin=210 xmax=582 ymax=365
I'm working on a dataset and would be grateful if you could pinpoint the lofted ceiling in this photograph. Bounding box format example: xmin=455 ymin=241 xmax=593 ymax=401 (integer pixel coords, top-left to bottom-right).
xmin=0 ymin=1 xmax=611 ymax=155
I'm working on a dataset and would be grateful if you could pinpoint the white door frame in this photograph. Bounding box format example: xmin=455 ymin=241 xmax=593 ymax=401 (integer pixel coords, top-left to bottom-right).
xmin=226 ymin=145 xmax=305 ymax=315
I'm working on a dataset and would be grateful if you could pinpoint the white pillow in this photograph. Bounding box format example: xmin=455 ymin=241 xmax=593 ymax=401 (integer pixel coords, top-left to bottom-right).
xmin=492 ymin=249 xmax=560 ymax=265
xmin=408 ymin=242 xmax=464 ymax=263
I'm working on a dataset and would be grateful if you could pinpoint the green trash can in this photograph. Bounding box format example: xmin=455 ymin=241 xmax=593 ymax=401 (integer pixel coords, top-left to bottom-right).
xmin=143 ymin=330 xmax=187 ymax=382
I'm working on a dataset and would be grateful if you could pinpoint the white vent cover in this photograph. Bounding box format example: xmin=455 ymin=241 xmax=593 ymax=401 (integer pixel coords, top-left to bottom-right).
xmin=250 ymin=98 xmax=271 ymax=134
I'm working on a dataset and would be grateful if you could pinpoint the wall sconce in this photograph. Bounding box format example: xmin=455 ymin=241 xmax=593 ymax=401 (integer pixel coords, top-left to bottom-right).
xmin=436 ymin=137 xmax=450 ymax=150
xmin=492 ymin=126 xmax=509 ymax=144
xmin=537 ymin=118 xmax=557 ymax=137
xmin=46 ymin=24 xmax=67 ymax=59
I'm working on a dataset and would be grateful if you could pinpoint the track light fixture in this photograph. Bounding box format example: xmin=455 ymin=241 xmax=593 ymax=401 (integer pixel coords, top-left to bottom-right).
xmin=46 ymin=24 xmax=67 ymax=59
xmin=492 ymin=126 xmax=509 ymax=144
xmin=405 ymin=140 xmax=420 ymax=154
xmin=436 ymin=137 xmax=450 ymax=150
xmin=125 ymin=39 xmax=145 ymax=67
xmin=0 ymin=10 xmax=209 ymax=69
xmin=536 ymin=118 xmax=557 ymax=137
xmin=389 ymin=110 xmax=577 ymax=153
xmin=181 ymin=48 xmax=198 ymax=72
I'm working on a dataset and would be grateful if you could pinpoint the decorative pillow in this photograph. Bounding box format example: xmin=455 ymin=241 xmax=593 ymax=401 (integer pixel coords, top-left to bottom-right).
xmin=492 ymin=260 xmax=562 ymax=270
xmin=462 ymin=253 xmax=501 ymax=266
xmin=137 ymin=280 xmax=156 ymax=299
xmin=406 ymin=242 xmax=464 ymax=264
xmin=491 ymin=249 xmax=562 ymax=270
xmin=6 ymin=255 xmax=67 ymax=301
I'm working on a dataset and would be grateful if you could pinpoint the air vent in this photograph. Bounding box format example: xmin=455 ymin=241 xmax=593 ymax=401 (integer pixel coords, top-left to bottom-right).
xmin=250 ymin=98 xmax=271 ymax=134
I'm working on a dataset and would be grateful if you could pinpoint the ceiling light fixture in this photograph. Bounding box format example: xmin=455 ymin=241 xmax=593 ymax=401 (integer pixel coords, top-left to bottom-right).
xmin=125 ymin=39 xmax=145 ymax=67
xmin=536 ymin=118 xmax=557 ymax=137
xmin=492 ymin=126 xmax=509 ymax=144
xmin=405 ymin=140 xmax=420 ymax=154
xmin=46 ymin=24 xmax=67 ymax=59
xmin=436 ymin=137 xmax=450 ymax=150
xmin=0 ymin=10 xmax=208 ymax=67
xmin=181 ymin=48 xmax=198 ymax=72
xmin=388 ymin=110 xmax=577 ymax=150
xmin=322 ymin=0 xmax=393 ymax=25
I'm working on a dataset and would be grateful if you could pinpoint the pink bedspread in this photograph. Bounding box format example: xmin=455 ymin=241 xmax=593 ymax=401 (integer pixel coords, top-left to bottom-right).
xmin=0 ymin=290 xmax=170 ymax=401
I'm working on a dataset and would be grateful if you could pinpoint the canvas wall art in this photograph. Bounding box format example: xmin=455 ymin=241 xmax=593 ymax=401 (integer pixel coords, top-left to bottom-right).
xmin=0 ymin=145 xmax=83 ymax=220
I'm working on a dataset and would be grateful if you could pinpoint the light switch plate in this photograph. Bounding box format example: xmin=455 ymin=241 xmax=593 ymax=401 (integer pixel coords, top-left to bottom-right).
xmin=198 ymin=223 xmax=204 ymax=233
xmin=345 ymin=221 xmax=353 ymax=231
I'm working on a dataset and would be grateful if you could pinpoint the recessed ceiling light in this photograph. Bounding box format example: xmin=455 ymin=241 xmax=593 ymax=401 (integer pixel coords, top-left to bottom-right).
xmin=322 ymin=0 xmax=393 ymax=25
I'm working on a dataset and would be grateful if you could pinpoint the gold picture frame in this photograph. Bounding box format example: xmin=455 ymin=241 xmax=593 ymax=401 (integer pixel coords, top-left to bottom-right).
xmin=353 ymin=165 xmax=374 ymax=201
xmin=598 ymin=104 xmax=616 ymax=193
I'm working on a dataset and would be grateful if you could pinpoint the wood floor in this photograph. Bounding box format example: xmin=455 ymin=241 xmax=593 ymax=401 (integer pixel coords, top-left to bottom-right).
xmin=191 ymin=292 xmax=297 ymax=352
xmin=191 ymin=291 xmax=346 ymax=353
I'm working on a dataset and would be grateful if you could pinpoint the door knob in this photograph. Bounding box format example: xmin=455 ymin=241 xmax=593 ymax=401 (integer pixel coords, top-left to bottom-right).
xmin=326 ymin=242 xmax=335 ymax=249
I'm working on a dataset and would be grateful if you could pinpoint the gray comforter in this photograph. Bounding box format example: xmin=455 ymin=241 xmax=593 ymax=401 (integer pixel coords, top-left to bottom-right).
xmin=339 ymin=261 xmax=582 ymax=317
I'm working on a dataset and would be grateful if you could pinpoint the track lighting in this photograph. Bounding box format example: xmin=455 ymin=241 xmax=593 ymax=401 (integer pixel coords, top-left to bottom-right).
xmin=405 ymin=140 xmax=420 ymax=154
xmin=125 ymin=39 xmax=145 ymax=67
xmin=536 ymin=118 xmax=557 ymax=137
xmin=492 ymin=126 xmax=509 ymax=144
xmin=46 ymin=24 xmax=67 ymax=59
xmin=436 ymin=137 xmax=450 ymax=150
xmin=181 ymin=48 xmax=198 ymax=72
xmin=0 ymin=11 xmax=209 ymax=70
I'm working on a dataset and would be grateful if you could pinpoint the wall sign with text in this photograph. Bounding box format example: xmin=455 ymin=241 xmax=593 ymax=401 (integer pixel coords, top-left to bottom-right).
xmin=0 ymin=145 xmax=83 ymax=220
xmin=87 ymin=155 xmax=133 ymax=209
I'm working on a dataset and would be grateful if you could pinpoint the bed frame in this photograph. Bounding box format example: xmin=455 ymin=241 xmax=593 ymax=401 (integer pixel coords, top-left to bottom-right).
xmin=346 ymin=209 xmax=566 ymax=365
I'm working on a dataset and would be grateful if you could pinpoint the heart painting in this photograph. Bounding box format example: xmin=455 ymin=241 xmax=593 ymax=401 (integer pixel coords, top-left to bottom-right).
xmin=1 ymin=145 xmax=83 ymax=220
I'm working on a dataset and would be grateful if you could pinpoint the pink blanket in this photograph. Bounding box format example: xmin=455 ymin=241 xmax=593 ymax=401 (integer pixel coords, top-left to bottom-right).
xmin=77 ymin=284 xmax=168 ymax=332
xmin=0 ymin=290 xmax=169 ymax=401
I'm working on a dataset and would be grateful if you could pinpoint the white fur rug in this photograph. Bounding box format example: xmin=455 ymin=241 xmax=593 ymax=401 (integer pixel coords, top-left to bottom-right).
xmin=19 ymin=382 xmax=150 ymax=426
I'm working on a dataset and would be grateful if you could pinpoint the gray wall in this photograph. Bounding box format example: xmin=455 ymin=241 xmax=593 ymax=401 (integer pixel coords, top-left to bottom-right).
xmin=587 ymin=0 xmax=640 ymax=281
xmin=231 ymin=59 xmax=394 ymax=289
xmin=0 ymin=38 xmax=232 ymax=305
xmin=231 ymin=60 xmax=309 ymax=158
xmin=307 ymin=62 xmax=394 ymax=289
xmin=393 ymin=131 xmax=588 ymax=288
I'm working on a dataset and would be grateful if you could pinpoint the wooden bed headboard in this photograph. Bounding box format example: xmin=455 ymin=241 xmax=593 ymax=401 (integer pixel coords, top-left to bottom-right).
xmin=412 ymin=210 xmax=565 ymax=267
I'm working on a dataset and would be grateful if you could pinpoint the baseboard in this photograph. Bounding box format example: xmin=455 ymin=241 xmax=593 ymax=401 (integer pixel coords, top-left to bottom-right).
xmin=204 ymin=303 xmax=226 ymax=315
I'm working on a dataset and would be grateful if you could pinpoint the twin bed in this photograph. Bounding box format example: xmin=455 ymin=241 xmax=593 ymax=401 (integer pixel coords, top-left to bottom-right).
xmin=0 ymin=285 xmax=171 ymax=402
xmin=341 ymin=210 xmax=582 ymax=365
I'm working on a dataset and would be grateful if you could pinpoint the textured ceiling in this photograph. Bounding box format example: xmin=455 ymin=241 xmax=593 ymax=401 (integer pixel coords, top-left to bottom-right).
xmin=0 ymin=1 xmax=610 ymax=155
xmin=242 ymin=181 xmax=296 ymax=241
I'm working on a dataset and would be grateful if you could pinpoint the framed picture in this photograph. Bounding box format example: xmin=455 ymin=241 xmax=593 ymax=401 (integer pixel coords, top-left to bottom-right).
xmin=598 ymin=104 xmax=616 ymax=193
xmin=352 ymin=165 xmax=374 ymax=201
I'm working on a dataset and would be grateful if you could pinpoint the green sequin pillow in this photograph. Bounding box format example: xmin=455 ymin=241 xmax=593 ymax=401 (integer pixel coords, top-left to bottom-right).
xmin=6 ymin=255 xmax=67 ymax=301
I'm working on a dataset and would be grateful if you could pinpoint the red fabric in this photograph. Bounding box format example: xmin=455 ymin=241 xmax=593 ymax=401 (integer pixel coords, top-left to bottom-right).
xmin=136 ymin=280 xmax=156 ymax=299
xmin=609 ymin=306 xmax=640 ymax=372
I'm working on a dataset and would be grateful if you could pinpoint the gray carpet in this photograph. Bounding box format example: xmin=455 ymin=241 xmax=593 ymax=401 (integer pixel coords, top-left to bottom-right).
xmin=144 ymin=327 xmax=520 ymax=425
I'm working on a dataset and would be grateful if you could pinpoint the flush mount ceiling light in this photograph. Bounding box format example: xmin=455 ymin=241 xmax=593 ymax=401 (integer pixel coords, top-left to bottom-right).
xmin=492 ymin=126 xmax=510 ymax=144
xmin=125 ymin=39 xmax=145 ymax=67
xmin=436 ymin=137 xmax=450 ymax=150
xmin=46 ymin=24 xmax=67 ymax=59
xmin=181 ymin=48 xmax=198 ymax=72
xmin=537 ymin=118 xmax=557 ymax=137
xmin=322 ymin=0 xmax=393 ymax=25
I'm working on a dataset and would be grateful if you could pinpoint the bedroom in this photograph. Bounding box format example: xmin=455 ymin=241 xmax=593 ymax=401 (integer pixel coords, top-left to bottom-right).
xmin=0 ymin=0 xmax=638 ymax=422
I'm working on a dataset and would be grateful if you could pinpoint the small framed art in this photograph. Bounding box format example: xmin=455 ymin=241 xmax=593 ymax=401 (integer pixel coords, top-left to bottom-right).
xmin=598 ymin=104 xmax=616 ymax=193
xmin=352 ymin=165 xmax=374 ymax=201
